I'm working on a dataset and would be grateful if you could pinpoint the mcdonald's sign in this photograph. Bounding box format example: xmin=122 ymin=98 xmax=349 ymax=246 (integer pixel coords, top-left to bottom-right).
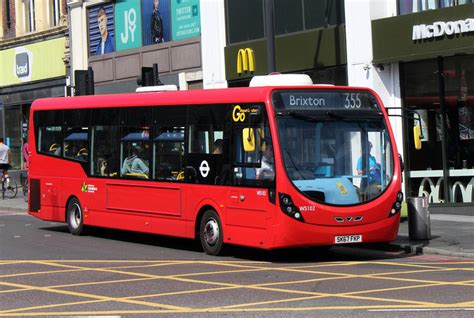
xmin=237 ymin=48 xmax=255 ymax=75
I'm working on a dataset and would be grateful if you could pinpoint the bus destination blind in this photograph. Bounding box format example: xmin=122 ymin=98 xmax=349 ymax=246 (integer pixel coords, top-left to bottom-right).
xmin=275 ymin=91 xmax=379 ymax=110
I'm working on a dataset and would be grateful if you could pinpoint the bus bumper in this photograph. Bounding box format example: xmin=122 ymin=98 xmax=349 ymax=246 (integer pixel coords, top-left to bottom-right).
xmin=269 ymin=215 xmax=400 ymax=249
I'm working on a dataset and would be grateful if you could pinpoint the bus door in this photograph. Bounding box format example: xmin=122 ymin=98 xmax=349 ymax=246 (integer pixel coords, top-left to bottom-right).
xmin=224 ymin=105 xmax=275 ymax=247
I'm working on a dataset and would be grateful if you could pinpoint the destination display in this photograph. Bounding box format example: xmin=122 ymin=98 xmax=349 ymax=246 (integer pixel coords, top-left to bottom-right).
xmin=273 ymin=91 xmax=380 ymax=110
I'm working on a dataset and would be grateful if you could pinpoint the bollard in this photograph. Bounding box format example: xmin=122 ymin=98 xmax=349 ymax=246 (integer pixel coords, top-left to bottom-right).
xmin=407 ymin=197 xmax=431 ymax=240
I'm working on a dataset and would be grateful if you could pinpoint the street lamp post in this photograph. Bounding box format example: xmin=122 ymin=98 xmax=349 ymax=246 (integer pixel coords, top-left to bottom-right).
xmin=264 ymin=0 xmax=276 ymax=73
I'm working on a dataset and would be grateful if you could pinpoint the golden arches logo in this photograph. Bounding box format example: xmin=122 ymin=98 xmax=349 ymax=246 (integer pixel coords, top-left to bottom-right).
xmin=232 ymin=105 xmax=246 ymax=122
xmin=237 ymin=48 xmax=255 ymax=75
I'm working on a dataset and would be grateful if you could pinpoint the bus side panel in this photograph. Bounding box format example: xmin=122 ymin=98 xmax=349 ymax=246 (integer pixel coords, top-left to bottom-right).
xmin=224 ymin=187 xmax=273 ymax=248
xmin=88 ymin=210 xmax=189 ymax=238
xmin=29 ymin=157 xmax=89 ymax=223
xmin=85 ymin=178 xmax=189 ymax=238
xmin=106 ymin=183 xmax=181 ymax=216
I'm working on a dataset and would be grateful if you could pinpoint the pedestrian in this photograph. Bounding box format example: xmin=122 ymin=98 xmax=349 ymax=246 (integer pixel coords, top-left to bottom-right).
xmin=23 ymin=137 xmax=29 ymax=169
xmin=0 ymin=138 xmax=12 ymax=187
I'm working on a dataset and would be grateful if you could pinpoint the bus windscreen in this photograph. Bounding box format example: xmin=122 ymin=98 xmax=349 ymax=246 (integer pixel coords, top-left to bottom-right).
xmin=273 ymin=90 xmax=380 ymax=111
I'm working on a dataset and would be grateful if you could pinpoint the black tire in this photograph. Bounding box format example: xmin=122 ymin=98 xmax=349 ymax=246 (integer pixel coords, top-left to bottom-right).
xmin=66 ymin=198 xmax=84 ymax=235
xmin=5 ymin=179 xmax=18 ymax=199
xmin=23 ymin=178 xmax=28 ymax=202
xmin=199 ymin=210 xmax=224 ymax=256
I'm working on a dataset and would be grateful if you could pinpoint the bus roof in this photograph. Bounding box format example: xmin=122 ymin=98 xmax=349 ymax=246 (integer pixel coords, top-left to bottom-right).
xmin=31 ymin=85 xmax=378 ymax=111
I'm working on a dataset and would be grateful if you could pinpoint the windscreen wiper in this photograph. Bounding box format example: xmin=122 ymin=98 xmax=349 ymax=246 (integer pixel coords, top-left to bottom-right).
xmin=275 ymin=111 xmax=321 ymax=122
xmin=285 ymin=150 xmax=306 ymax=180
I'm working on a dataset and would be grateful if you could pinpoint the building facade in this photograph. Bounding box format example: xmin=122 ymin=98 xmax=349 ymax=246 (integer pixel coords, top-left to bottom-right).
xmin=67 ymin=0 xmax=204 ymax=95
xmin=372 ymin=1 xmax=474 ymax=208
xmin=0 ymin=0 xmax=69 ymax=168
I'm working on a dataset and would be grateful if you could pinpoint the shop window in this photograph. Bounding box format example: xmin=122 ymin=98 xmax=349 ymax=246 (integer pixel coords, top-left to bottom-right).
xmin=399 ymin=0 xmax=437 ymax=15
xmin=274 ymin=0 xmax=303 ymax=35
xmin=4 ymin=107 xmax=22 ymax=169
xmin=401 ymin=55 xmax=474 ymax=204
xmin=227 ymin=0 xmax=264 ymax=43
xmin=5 ymin=0 xmax=12 ymax=29
xmin=441 ymin=0 xmax=473 ymax=8
xmin=23 ymin=0 xmax=35 ymax=33
xmin=49 ymin=0 xmax=60 ymax=27
xmin=310 ymin=66 xmax=348 ymax=86
xmin=304 ymin=0 xmax=345 ymax=29
xmin=398 ymin=0 xmax=474 ymax=15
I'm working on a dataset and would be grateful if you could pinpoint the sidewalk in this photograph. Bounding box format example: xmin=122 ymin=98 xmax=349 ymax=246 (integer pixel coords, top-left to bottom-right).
xmin=393 ymin=215 xmax=474 ymax=258
xmin=0 ymin=194 xmax=472 ymax=258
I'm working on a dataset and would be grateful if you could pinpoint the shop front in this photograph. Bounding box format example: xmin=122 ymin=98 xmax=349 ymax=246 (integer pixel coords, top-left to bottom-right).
xmin=373 ymin=4 xmax=474 ymax=207
xmin=0 ymin=37 xmax=67 ymax=169
xmin=223 ymin=0 xmax=347 ymax=87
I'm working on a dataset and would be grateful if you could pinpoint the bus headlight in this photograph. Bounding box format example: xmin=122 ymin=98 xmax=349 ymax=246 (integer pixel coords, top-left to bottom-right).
xmin=279 ymin=193 xmax=305 ymax=222
xmin=388 ymin=191 xmax=404 ymax=217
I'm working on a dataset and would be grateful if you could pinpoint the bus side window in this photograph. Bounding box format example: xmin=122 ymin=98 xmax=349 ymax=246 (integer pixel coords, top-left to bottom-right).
xmin=154 ymin=128 xmax=185 ymax=181
xmin=63 ymin=128 xmax=89 ymax=162
xmin=35 ymin=110 xmax=63 ymax=157
xmin=153 ymin=106 xmax=187 ymax=182
xmin=91 ymin=108 xmax=120 ymax=177
xmin=185 ymin=105 xmax=229 ymax=185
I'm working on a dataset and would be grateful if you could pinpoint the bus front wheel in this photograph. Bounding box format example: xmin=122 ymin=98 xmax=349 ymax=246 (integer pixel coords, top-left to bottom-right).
xmin=67 ymin=198 xmax=84 ymax=236
xmin=199 ymin=210 xmax=224 ymax=256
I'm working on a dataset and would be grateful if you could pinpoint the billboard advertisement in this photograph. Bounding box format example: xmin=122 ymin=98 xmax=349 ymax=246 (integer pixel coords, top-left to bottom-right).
xmin=115 ymin=0 xmax=143 ymax=51
xmin=87 ymin=0 xmax=200 ymax=56
xmin=142 ymin=0 xmax=171 ymax=45
xmin=171 ymin=0 xmax=201 ymax=41
xmin=88 ymin=4 xmax=115 ymax=56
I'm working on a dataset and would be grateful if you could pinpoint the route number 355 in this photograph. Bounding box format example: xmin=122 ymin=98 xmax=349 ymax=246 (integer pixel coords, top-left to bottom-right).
xmin=344 ymin=93 xmax=361 ymax=109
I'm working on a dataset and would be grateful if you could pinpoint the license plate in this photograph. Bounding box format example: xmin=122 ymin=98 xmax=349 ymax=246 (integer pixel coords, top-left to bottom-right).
xmin=335 ymin=235 xmax=362 ymax=244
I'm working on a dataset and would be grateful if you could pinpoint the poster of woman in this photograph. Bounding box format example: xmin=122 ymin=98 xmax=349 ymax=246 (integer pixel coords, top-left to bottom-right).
xmin=142 ymin=0 xmax=171 ymax=45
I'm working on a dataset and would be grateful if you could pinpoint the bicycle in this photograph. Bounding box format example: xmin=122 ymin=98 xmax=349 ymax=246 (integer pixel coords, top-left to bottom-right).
xmin=1 ymin=172 xmax=18 ymax=199
xmin=20 ymin=171 xmax=28 ymax=202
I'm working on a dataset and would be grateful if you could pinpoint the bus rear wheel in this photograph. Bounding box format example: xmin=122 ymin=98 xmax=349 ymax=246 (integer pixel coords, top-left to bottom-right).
xmin=67 ymin=198 xmax=84 ymax=236
xmin=199 ymin=210 xmax=224 ymax=256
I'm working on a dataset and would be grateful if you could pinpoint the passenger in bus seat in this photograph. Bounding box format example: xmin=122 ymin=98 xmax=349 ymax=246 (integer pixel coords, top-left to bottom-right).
xmin=213 ymin=139 xmax=223 ymax=154
xmin=256 ymin=143 xmax=274 ymax=180
xmin=121 ymin=146 xmax=149 ymax=177
xmin=98 ymin=158 xmax=108 ymax=176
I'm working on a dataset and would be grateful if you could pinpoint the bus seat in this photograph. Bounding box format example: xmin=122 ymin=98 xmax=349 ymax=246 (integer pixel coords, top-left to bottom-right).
xmin=77 ymin=148 xmax=88 ymax=157
xmin=123 ymin=173 xmax=149 ymax=180
xmin=49 ymin=143 xmax=60 ymax=153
